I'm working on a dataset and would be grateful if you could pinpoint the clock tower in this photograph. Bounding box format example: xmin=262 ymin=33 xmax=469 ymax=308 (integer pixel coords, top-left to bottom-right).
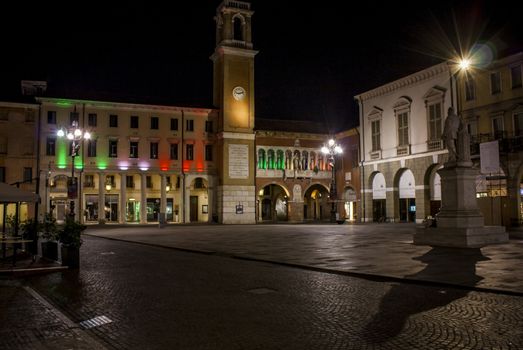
xmin=211 ymin=0 xmax=257 ymax=224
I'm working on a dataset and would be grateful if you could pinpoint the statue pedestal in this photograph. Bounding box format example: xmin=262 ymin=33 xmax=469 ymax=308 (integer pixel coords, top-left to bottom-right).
xmin=414 ymin=165 xmax=508 ymax=248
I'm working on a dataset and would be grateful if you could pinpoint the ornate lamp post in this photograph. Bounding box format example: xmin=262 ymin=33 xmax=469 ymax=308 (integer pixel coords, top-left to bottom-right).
xmin=57 ymin=119 xmax=91 ymax=220
xmin=321 ymin=139 xmax=343 ymax=222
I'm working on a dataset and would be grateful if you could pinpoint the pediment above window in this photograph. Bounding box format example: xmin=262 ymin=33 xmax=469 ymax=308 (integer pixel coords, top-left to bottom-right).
xmin=393 ymin=96 xmax=412 ymax=111
xmin=368 ymin=106 xmax=383 ymax=121
xmin=423 ymin=86 xmax=447 ymax=102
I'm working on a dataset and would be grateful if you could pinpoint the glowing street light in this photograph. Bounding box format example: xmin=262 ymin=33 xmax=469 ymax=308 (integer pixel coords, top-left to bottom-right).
xmin=321 ymin=138 xmax=343 ymax=222
xmin=56 ymin=118 xmax=91 ymax=220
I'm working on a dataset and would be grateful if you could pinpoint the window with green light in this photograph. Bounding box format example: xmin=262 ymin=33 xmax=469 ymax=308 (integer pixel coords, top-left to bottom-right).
xmin=257 ymin=149 xmax=266 ymax=169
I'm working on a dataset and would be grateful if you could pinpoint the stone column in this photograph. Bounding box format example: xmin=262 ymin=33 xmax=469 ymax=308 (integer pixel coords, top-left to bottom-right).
xmin=387 ymin=189 xmax=396 ymax=222
xmin=79 ymin=172 xmax=85 ymax=224
xmin=207 ymin=176 xmax=214 ymax=223
xmin=98 ymin=173 xmax=105 ymax=224
xmin=415 ymin=187 xmax=429 ymax=224
xmin=184 ymin=175 xmax=191 ymax=223
xmin=120 ymin=173 xmax=126 ymax=224
xmin=180 ymin=174 xmax=185 ymax=223
xmin=160 ymin=174 xmax=166 ymax=224
xmin=140 ymin=173 xmax=147 ymax=224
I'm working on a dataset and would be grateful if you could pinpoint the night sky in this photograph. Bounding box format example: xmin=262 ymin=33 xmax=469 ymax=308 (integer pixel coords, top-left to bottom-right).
xmin=1 ymin=0 xmax=520 ymax=132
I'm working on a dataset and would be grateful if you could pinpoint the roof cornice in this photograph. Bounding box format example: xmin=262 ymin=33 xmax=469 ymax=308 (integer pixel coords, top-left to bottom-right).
xmin=35 ymin=97 xmax=217 ymax=114
xmin=354 ymin=62 xmax=449 ymax=102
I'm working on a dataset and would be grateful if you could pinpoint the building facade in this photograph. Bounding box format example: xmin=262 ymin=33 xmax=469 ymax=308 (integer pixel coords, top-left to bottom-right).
xmin=37 ymin=99 xmax=218 ymax=224
xmin=0 ymin=0 xmax=360 ymax=226
xmin=356 ymin=62 xmax=454 ymax=223
xmin=0 ymin=100 xmax=39 ymax=227
xmin=356 ymin=52 xmax=523 ymax=227
xmin=462 ymin=52 xmax=523 ymax=226
xmin=255 ymin=120 xmax=360 ymax=223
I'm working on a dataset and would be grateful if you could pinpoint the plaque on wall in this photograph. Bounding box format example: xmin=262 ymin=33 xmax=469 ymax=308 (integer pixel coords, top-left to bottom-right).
xmin=229 ymin=144 xmax=249 ymax=179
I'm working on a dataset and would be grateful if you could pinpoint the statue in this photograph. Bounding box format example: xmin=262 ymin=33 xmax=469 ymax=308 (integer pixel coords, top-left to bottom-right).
xmin=441 ymin=107 xmax=460 ymax=162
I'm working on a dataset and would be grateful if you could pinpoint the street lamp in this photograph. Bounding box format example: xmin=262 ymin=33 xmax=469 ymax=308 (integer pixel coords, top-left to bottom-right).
xmin=57 ymin=119 xmax=91 ymax=220
xmin=321 ymin=139 xmax=343 ymax=222
xmin=448 ymin=56 xmax=471 ymax=114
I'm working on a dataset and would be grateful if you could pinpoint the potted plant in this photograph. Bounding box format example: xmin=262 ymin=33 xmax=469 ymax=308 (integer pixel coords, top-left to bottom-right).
xmin=40 ymin=213 xmax=59 ymax=261
xmin=57 ymin=218 xmax=86 ymax=268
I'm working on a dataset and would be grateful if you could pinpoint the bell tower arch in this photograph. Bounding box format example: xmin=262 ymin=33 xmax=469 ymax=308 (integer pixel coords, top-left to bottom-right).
xmin=211 ymin=1 xmax=257 ymax=224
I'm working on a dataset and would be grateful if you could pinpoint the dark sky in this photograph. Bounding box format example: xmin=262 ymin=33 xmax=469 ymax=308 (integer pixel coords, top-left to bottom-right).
xmin=2 ymin=0 xmax=521 ymax=132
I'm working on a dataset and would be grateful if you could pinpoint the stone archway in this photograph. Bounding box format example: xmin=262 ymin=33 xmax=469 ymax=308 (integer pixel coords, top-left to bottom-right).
xmin=370 ymin=172 xmax=387 ymax=222
xmin=303 ymin=183 xmax=329 ymax=221
xmin=257 ymin=184 xmax=290 ymax=221
xmin=394 ymin=168 xmax=416 ymax=222
xmin=343 ymin=186 xmax=357 ymax=221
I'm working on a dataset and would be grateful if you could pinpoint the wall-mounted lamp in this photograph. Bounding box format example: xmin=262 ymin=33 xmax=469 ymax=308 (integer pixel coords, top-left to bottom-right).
xmin=166 ymin=183 xmax=171 ymax=192
xmin=105 ymin=180 xmax=112 ymax=191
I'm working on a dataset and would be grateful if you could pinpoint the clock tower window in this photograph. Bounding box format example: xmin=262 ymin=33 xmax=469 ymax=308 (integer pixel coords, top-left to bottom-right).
xmin=233 ymin=16 xmax=244 ymax=41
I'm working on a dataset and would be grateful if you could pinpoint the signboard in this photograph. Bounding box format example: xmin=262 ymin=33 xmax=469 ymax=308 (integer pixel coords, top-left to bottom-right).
xmin=67 ymin=177 xmax=77 ymax=199
xmin=480 ymin=141 xmax=499 ymax=174
xmin=229 ymin=144 xmax=249 ymax=179
xmin=235 ymin=204 xmax=243 ymax=214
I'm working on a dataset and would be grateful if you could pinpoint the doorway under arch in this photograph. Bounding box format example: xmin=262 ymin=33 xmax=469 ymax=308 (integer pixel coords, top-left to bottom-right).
xmin=303 ymin=184 xmax=329 ymax=221
xmin=258 ymin=184 xmax=289 ymax=221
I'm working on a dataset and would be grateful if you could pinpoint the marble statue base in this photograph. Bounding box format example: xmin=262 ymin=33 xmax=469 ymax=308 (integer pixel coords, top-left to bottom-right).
xmin=413 ymin=164 xmax=508 ymax=248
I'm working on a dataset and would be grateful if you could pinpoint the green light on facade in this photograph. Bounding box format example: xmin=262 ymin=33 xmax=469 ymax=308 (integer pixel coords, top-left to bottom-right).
xmin=56 ymin=139 xmax=68 ymax=169
xmin=97 ymin=157 xmax=108 ymax=170
xmin=56 ymin=100 xmax=73 ymax=107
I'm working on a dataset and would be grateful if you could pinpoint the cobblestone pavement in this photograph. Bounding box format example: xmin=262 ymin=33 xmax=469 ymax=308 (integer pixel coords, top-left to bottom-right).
xmin=0 ymin=280 xmax=106 ymax=349
xmin=23 ymin=236 xmax=523 ymax=349
xmin=86 ymin=223 xmax=523 ymax=294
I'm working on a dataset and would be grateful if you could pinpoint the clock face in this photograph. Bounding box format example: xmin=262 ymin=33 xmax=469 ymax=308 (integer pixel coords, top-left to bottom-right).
xmin=232 ymin=86 xmax=246 ymax=101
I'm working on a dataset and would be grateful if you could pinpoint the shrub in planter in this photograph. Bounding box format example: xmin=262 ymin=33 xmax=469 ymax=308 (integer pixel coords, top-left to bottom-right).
xmin=57 ymin=218 xmax=86 ymax=268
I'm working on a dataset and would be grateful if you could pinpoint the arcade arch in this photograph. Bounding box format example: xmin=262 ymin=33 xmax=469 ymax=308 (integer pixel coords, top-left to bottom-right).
xmin=257 ymin=184 xmax=289 ymax=221
xmin=303 ymin=183 xmax=329 ymax=221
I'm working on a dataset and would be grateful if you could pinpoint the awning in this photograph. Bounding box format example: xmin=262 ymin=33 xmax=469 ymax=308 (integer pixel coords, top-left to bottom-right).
xmin=0 ymin=183 xmax=39 ymax=203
